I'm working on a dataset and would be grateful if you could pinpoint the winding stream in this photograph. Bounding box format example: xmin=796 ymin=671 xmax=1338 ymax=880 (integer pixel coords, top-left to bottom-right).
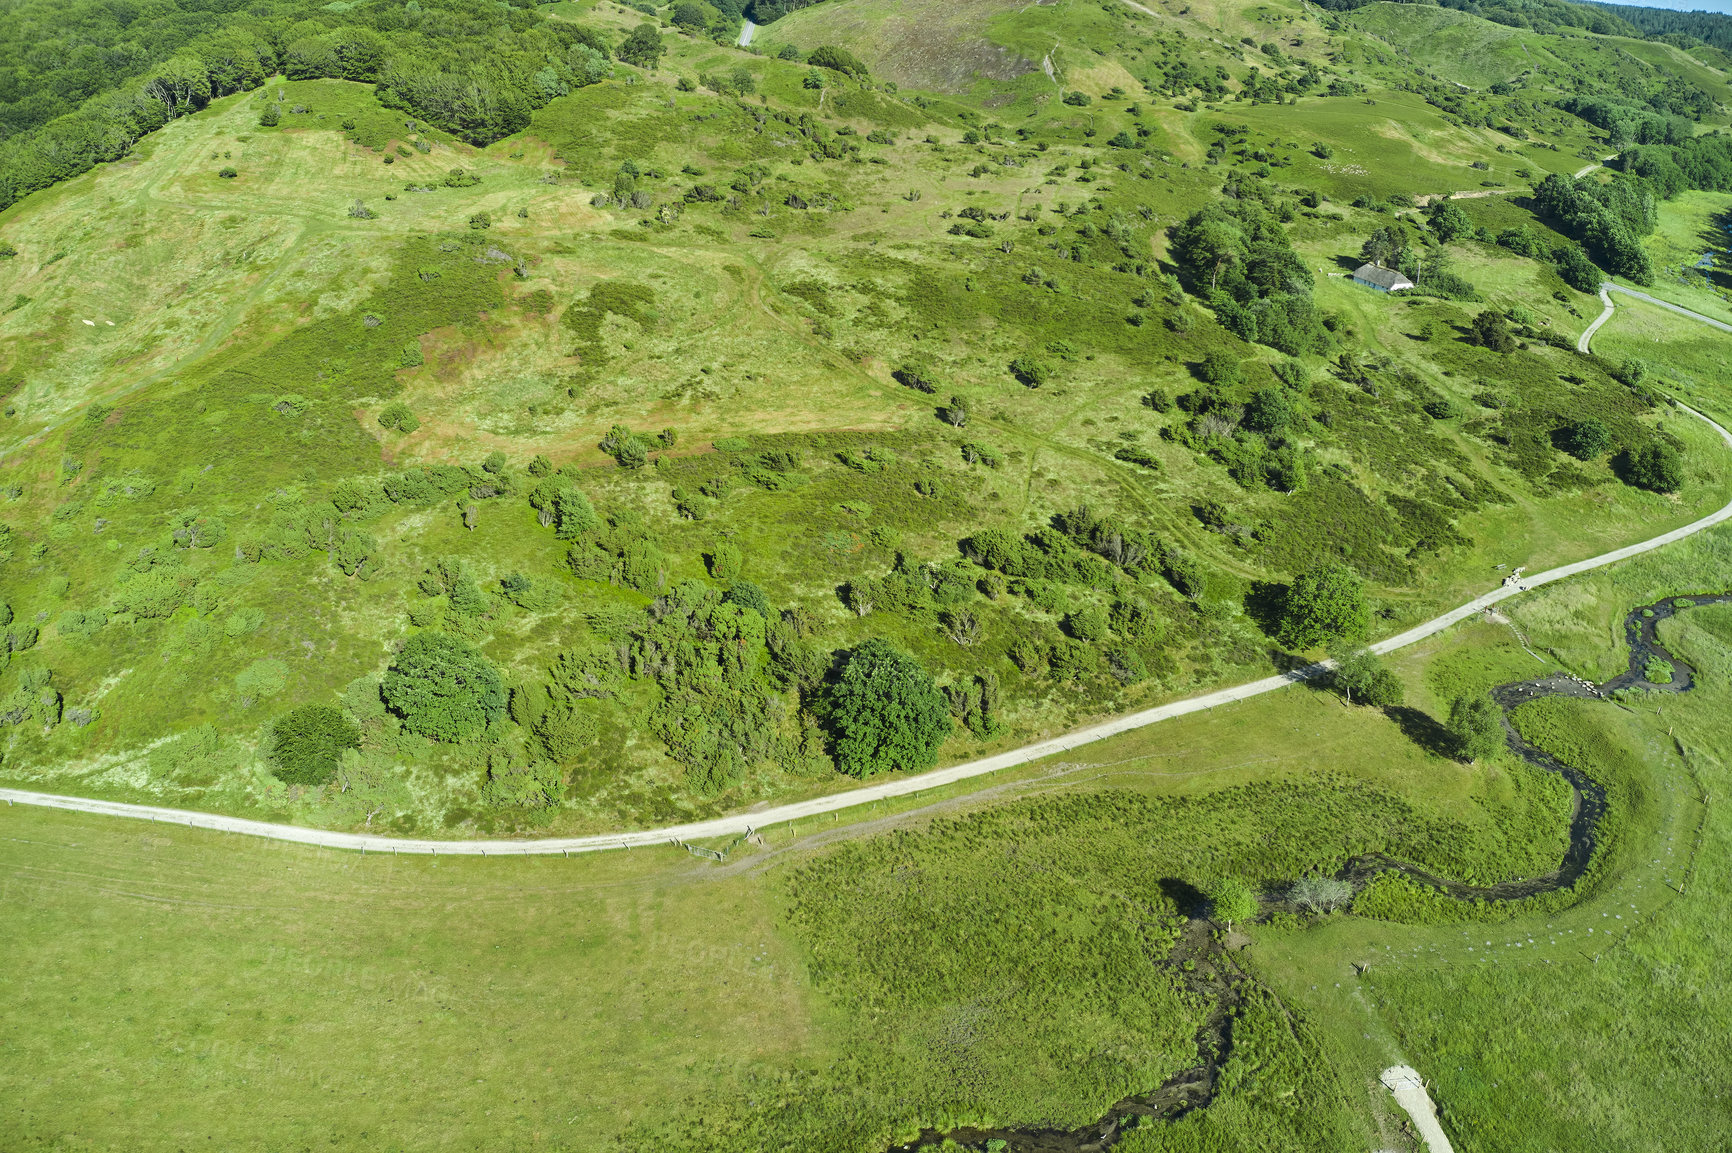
xmin=890 ymin=592 xmax=1730 ymax=1153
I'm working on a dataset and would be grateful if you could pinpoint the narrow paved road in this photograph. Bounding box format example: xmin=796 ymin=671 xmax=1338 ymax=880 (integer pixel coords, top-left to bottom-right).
xmin=1578 ymin=285 xmax=1615 ymax=353
xmin=6 ymin=403 xmax=1731 ymax=856
xmin=1573 ymin=154 xmax=1617 ymax=179
xmin=1579 ymin=281 xmax=1732 ymax=355
xmin=1606 ymin=283 xmax=1732 ymax=336
xmin=737 ymin=19 xmax=756 ymax=47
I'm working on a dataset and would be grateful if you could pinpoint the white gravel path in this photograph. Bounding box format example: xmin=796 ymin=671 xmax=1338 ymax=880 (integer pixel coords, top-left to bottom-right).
xmin=1381 ymin=1066 xmax=1456 ymax=1153
xmin=1606 ymin=283 xmax=1732 ymax=337
xmin=1578 ymin=285 xmax=1615 ymax=353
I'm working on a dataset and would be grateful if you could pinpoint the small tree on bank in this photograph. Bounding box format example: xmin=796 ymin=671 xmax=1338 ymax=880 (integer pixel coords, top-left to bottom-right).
xmin=1330 ymin=648 xmax=1403 ymax=707
xmin=1208 ymin=876 xmax=1259 ymax=931
xmin=1447 ymin=694 xmax=1504 ymax=762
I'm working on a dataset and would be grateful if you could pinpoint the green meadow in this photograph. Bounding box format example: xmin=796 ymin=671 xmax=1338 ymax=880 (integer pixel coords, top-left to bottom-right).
xmin=6 ymin=522 xmax=1732 ymax=1150
xmin=1 ymin=0 xmax=1731 ymax=1145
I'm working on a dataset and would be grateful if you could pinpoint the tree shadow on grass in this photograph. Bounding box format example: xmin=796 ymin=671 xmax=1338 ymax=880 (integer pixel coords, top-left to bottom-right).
xmin=1243 ymin=579 xmax=1287 ymax=639
xmin=1383 ymin=705 xmax=1458 ymax=760
xmin=1158 ymin=876 xmax=1209 ymax=918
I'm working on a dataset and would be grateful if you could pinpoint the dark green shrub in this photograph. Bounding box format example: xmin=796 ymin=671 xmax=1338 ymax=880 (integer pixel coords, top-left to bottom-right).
xmin=1114 ymin=445 xmax=1161 ymax=470
xmin=1242 ymin=387 xmax=1294 ymax=433
xmin=381 ymin=633 xmax=506 ymax=742
xmin=706 ymin=541 xmax=743 ymax=581
xmin=1160 ymin=545 xmax=1207 ymax=599
xmin=1621 ymin=441 xmax=1683 ymax=492
xmin=378 ymin=402 xmax=419 ymax=433
xmin=531 ymin=704 xmax=596 ymax=764
xmin=552 ymin=487 xmax=601 ymax=538
xmin=600 ymin=425 xmax=650 ymax=469
xmin=269 ymin=704 xmax=361 ymax=785
xmin=806 ymin=44 xmax=868 ymax=79
xmin=724 ymin=580 xmax=772 ymax=618
xmin=1198 ymin=350 xmax=1242 ymax=386
xmin=1065 ymin=605 xmax=1109 ymax=641
xmin=482 ymin=757 xmax=568 ymax=807
xmin=1009 ymin=355 xmax=1050 ymax=388
xmin=1446 ymin=694 xmax=1504 ymax=761
xmin=1560 ymin=418 xmax=1612 ymax=460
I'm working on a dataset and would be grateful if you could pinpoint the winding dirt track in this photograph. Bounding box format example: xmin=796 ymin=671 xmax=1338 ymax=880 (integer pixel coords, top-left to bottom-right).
xmin=4 ymin=393 xmax=1730 ymax=854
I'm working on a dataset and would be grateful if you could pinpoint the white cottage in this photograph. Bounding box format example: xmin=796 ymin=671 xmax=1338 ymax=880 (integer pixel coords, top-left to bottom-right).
xmin=1351 ymin=263 xmax=1414 ymax=292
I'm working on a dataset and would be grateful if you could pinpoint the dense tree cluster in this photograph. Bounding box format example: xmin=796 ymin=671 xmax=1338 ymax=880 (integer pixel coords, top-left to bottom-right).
xmin=1608 ymin=3 xmax=1732 ymax=53
xmin=1557 ymin=95 xmax=1702 ymax=150
xmin=1170 ymin=198 xmax=1329 ymax=355
xmin=1619 ymin=135 xmax=1732 ymax=200
xmin=1531 ymin=173 xmax=1655 ymax=284
xmin=0 ymin=0 xmax=619 ymax=213
xmin=1309 ymin=0 xmax=1636 ymax=36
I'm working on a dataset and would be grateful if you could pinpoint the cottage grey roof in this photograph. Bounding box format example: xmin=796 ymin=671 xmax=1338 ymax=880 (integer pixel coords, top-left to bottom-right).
xmin=1352 ymin=263 xmax=1414 ymax=290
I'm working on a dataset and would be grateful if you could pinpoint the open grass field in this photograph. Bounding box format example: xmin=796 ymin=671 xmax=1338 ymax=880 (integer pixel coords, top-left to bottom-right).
xmin=5 ymin=0 xmax=1732 ymax=1144
xmin=0 ymin=804 xmax=828 ymax=1150
xmin=1623 ymin=189 xmax=1732 ymax=326
xmin=7 ymin=518 xmax=1730 ymax=1150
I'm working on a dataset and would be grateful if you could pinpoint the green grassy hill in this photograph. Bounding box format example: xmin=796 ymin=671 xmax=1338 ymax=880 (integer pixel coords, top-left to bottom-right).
xmin=0 ymin=0 xmax=1723 ymax=838
xmin=6 ymin=0 xmax=1732 ymax=1148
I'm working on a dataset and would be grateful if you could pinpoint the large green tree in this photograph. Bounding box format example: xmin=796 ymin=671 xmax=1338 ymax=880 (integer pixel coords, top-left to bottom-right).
xmin=382 ymin=633 xmax=506 ymax=742
xmin=827 ymin=638 xmax=951 ymax=777
xmin=1278 ymin=563 xmax=1369 ymax=650
xmin=618 ymin=23 xmax=665 ymax=69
